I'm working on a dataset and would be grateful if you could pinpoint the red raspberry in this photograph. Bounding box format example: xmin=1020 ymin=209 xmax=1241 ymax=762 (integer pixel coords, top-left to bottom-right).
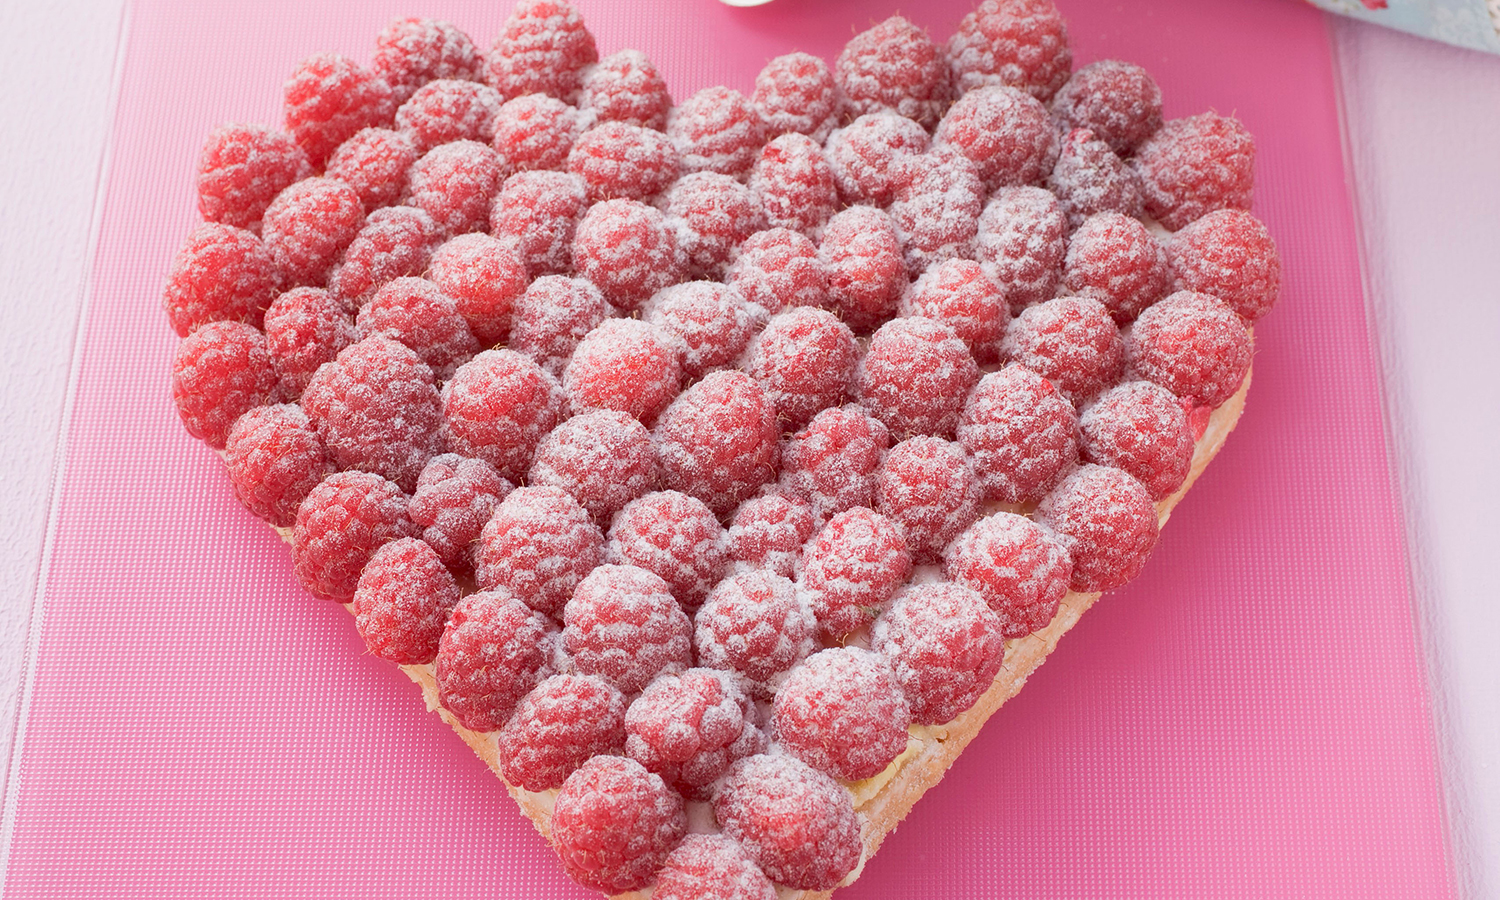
xmin=1079 ymin=381 xmax=1194 ymax=500
xmin=902 ymin=258 xmax=1009 ymax=364
xmin=551 ymin=755 xmax=686 ymax=893
xmin=747 ymin=134 xmax=836 ymax=239
xmin=161 ymin=223 xmax=279 ymax=337
xmin=724 ymin=228 xmax=829 ymax=316
xmin=607 ymin=491 xmax=727 ymax=610
xmin=497 ymin=674 xmax=627 ymax=791
xmin=800 ymin=507 xmax=911 ymax=640
xmin=580 ymin=49 xmax=672 ymax=131
xmin=1048 ymin=128 xmax=1144 ymax=228
xmin=1133 ymin=112 xmax=1255 ymax=231
xmin=223 ymin=404 xmax=333 ymax=528
xmin=958 ymin=365 xmax=1079 ymax=505
xmin=352 ymin=537 xmax=460 ymax=664
xmin=644 ymin=281 xmax=757 ymax=379
xmin=667 ymin=86 xmax=769 ymax=179
xmin=654 ymin=834 xmax=777 ymax=900
xmin=975 ymin=185 xmax=1068 ymax=314
xmin=573 ymin=198 xmax=684 ymax=310
xmin=714 ymin=754 xmax=862 ymax=890
xmin=562 ymin=564 xmax=694 ymax=694
xmin=407 ymin=140 xmax=502 ymax=236
xmin=933 ymin=86 xmax=1057 ymax=192
xmin=436 ymin=590 xmax=558 ymax=730
xmin=530 ymin=410 xmax=660 ymax=524
xmin=1125 ymin=290 xmax=1253 ymax=407
xmin=327 ymin=205 xmax=441 ymax=310
xmin=872 ymin=583 xmax=1005 ymax=724
xmin=395 ymin=78 xmax=502 ymax=151
xmin=726 ymin=494 xmax=817 ymax=579
xmin=355 ymin=277 xmax=477 ymax=381
xmin=1037 ymin=464 xmax=1159 ymax=591
xmin=442 ymin=349 xmax=565 ymax=481
xmin=859 ymin=316 xmax=980 ymax=440
xmin=876 ymin=436 xmax=980 ymax=565
xmin=819 ymin=205 xmax=907 ymax=334
xmin=372 ymin=18 xmax=484 ymax=107
xmin=753 ymin=52 xmax=839 ymax=143
xmin=283 ymin=53 xmax=395 ymax=167
xmin=408 ymin=453 xmax=513 ymax=574
xmin=1003 ymin=296 xmax=1124 ymax=405
xmin=426 ymin=232 xmax=528 ymax=346
xmin=1052 ymin=59 xmax=1163 ymax=156
xmin=948 ymin=0 xmax=1072 ymax=102
xmin=662 ymin=173 xmax=767 ymax=280
xmin=654 ymin=371 xmax=779 ymax=518
xmin=945 ymin=512 xmax=1072 ymax=636
xmin=824 ymin=113 xmax=929 ymax=207
xmin=746 ymin=307 xmax=858 ymax=432
xmin=171 ymin=321 xmax=278 ymax=449
xmin=261 ymin=177 xmax=364 ymax=288
xmin=292 ymin=470 xmax=417 ymax=601
xmin=1063 ymin=211 xmax=1171 ymax=324
xmin=775 ymin=646 xmax=912 ymax=781
xmin=1167 ymin=208 xmax=1281 ymax=322
xmin=563 ymin=318 xmax=681 ymax=425
xmin=510 ymin=275 xmax=610 ymax=376
xmin=890 ymin=150 xmax=985 ymax=274
xmin=263 ymin=287 xmax=354 ymax=398
xmin=485 ymin=0 xmax=598 ymax=103
xmin=196 ymin=124 xmax=310 ymax=232
xmin=475 ymin=485 xmax=603 ymax=617
xmin=694 ymin=571 xmax=815 ymax=697
xmin=302 ymin=336 xmax=445 ymax=491
xmin=779 ymin=405 xmax=890 ymax=524
xmin=568 ymin=121 xmax=681 ymax=203
xmin=835 ymin=16 xmax=953 ymax=131
xmin=490 ymin=169 xmax=589 ymax=277
xmin=625 ymin=668 xmax=765 ymax=797
xmin=491 ymin=93 xmax=585 ymax=177
xmin=324 ymin=127 xmax=418 ymax=211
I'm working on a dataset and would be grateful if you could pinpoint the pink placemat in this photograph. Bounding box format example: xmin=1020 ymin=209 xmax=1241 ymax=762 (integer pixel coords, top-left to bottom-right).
xmin=2 ymin=0 xmax=1457 ymax=897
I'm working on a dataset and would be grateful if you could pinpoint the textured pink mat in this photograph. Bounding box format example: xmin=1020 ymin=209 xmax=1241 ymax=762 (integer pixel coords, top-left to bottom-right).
xmin=3 ymin=0 xmax=1457 ymax=897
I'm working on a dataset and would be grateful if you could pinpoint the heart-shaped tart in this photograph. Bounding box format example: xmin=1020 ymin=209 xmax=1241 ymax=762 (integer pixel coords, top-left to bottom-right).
xmin=163 ymin=0 xmax=1280 ymax=895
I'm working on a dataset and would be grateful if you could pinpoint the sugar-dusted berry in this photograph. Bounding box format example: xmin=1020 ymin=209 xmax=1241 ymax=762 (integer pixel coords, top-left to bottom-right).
xmin=695 ymin=570 xmax=815 ymax=697
xmin=1063 ymin=211 xmax=1171 ymax=324
xmin=1167 ymin=208 xmax=1281 ymax=322
xmin=654 ymin=834 xmax=777 ymax=900
xmin=901 ymin=258 xmax=1009 ymax=364
xmin=859 ymin=316 xmax=980 ymax=440
xmin=775 ymin=647 xmax=912 ymax=781
xmin=510 ymin=275 xmax=610 ymax=376
xmin=746 ymin=307 xmax=858 ymax=432
xmin=171 ymin=321 xmax=279 ymax=449
xmin=196 ymin=123 xmax=310 ymax=232
xmin=872 ymin=582 xmax=1005 ymax=724
xmin=427 ymin=232 xmax=528 ymax=347
xmin=724 ymin=227 xmax=829 ymax=316
xmin=353 ymin=537 xmax=460 ymax=664
xmin=975 ymin=185 xmax=1068 ymax=314
xmin=324 ymin=127 xmax=418 ymax=211
xmin=485 ymin=0 xmax=598 ymax=103
xmin=947 ymin=0 xmax=1072 ymax=102
xmin=877 ymin=436 xmax=980 ymax=564
xmin=407 ymin=139 xmax=503 ymax=236
xmin=372 ymin=18 xmax=484 ymax=107
xmin=661 ymin=173 xmax=767 ymax=280
xmin=890 ymin=149 xmax=985 ymax=274
xmin=1048 ymin=127 xmax=1143 ymax=228
xmin=283 ymin=53 xmax=395 ymax=167
xmin=779 ymin=405 xmax=890 ymax=524
xmin=713 ymin=754 xmax=862 ymax=890
xmin=497 ymin=674 xmax=627 ymax=791
xmin=224 ymin=404 xmax=333 ymax=528
xmin=958 ymin=365 xmax=1079 ymax=505
xmin=752 ymin=52 xmax=839 ymax=143
xmin=819 ymin=205 xmax=907 ymax=334
xmin=1051 ymin=59 xmax=1163 ymax=156
xmin=645 ymin=281 xmax=758 ymax=379
xmin=800 ymin=507 xmax=911 ymax=640
xmin=625 ymin=668 xmax=765 ymax=797
xmin=568 ymin=121 xmax=681 ymax=202
xmin=162 ymin=223 xmax=279 ymax=337
xmin=573 ymin=198 xmax=684 ymax=310
xmin=262 ymin=287 xmax=354 ymax=398
xmin=442 ymin=348 xmax=565 ymax=482
xmin=292 ymin=470 xmax=417 ymax=601
xmin=561 ymin=564 xmax=693 ymax=694
xmin=1003 ymin=296 xmax=1124 ymax=405
xmin=491 ymin=93 xmax=585 ymax=177
xmin=1036 ymin=463 xmax=1159 ymax=592
xmin=607 ymin=491 xmax=726 ymax=610
xmin=408 ymin=453 xmax=513 ymax=574
xmin=563 ymin=317 xmax=681 ymax=425
xmin=654 ymin=371 xmax=779 ymax=518
xmin=1125 ymin=290 xmax=1252 ymax=407
xmin=667 ymin=86 xmax=768 ymax=179
xmin=748 ymin=133 xmax=836 ymax=239
xmin=1133 ymin=112 xmax=1255 ymax=231
xmin=946 ymin=512 xmax=1072 ymax=636
xmin=933 ymin=85 xmax=1057 ymax=191
xmin=726 ymin=494 xmax=817 ymax=579
xmin=551 ymin=755 xmax=686 ymax=893
xmin=436 ymin=589 xmax=558 ymax=730
xmin=580 ymin=49 xmax=672 ymax=131
xmin=530 ymin=410 xmax=659 ymax=524
xmin=395 ymin=78 xmax=502 ymax=151
xmin=490 ymin=169 xmax=589 ymax=277
xmin=1079 ymin=380 xmax=1194 ymax=500
xmin=261 ymin=177 xmax=364 ymax=288
xmin=824 ymin=112 xmax=928 ymax=207
xmin=328 ymin=205 xmax=441 ymax=310
xmin=475 ymin=485 xmax=603 ymax=617
xmin=836 ymin=16 xmax=952 ymax=130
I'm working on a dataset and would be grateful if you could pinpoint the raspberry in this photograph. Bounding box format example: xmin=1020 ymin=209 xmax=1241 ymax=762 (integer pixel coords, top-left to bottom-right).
xmin=491 ymin=93 xmax=585 ymax=177
xmin=171 ymin=321 xmax=279 ymax=449
xmin=714 ymin=754 xmax=862 ymax=890
xmin=694 ymin=571 xmax=815 ymax=696
xmin=395 ymin=78 xmax=502 ymax=151
xmin=1133 ymin=112 xmax=1255 ymax=231
xmin=324 ymin=128 xmax=418 ymax=211
xmin=1048 ymin=128 xmax=1144 ymax=228
xmin=580 ymin=49 xmax=672 ymax=131
xmin=196 ymin=124 xmax=310 ymax=232
xmin=408 ymin=453 xmax=513 ymax=574
xmin=568 ymin=121 xmax=681 ymax=203
xmin=436 ymin=590 xmax=558 ymax=730
xmin=662 ymin=173 xmax=767 ymax=280
xmin=1063 ymin=211 xmax=1171 ymax=324
xmin=724 ymin=228 xmax=829 ymax=316
xmin=800 ymin=507 xmax=911 ymax=640
xmin=945 ymin=512 xmax=1072 ymax=636
xmin=667 ymin=86 xmax=769 ymax=179
xmin=510 ymin=275 xmax=610 ymax=376
xmin=372 ymin=18 xmax=484 ymax=106
xmin=161 ymin=223 xmax=279 ymax=337
xmin=947 ymin=0 xmax=1072 ymax=102
xmin=261 ymin=177 xmax=364 ymax=288
xmin=1167 ymin=208 xmax=1281 ymax=322
xmin=1051 ymin=59 xmax=1163 ymax=156
xmin=475 ymin=485 xmax=604 ymax=617
xmin=726 ymin=494 xmax=817 ymax=579
xmin=819 ymin=205 xmax=907 ymax=334
xmin=876 ymin=436 xmax=980 ymax=564
xmin=607 ymin=491 xmax=727 ymax=610
xmin=779 ymin=405 xmax=890 ymax=524
xmin=352 ymin=537 xmax=460 ymax=664
xmin=442 ymin=349 xmax=565 ymax=481
xmin=654 ymin=834 xmax=777 ymax=900
xmin=327 ymin=205 xmax=441 ymax=309
xmin=1003 ymin=296 xmax=1124 ymax=405
xmin=292 ymin=470 xmax=417 ymax=601
xmin=262 ymin=287 xmax=354 ymax=398
xmin=835 ymin=16 xmax=953 ymax=130
xmin=223 ymin=404 xmax=333 ymax=528
xmin=747 ymin=134 xmax=837 ymax=239
xmin=283 ymin=53 xmax=396 ymax=167
xmin=871 ymin=583 xmax=1005 ymax=725
xmin=551 ymin=756 xmax=686 ymax=893
xmin=1125 ymin=290 xmax=1253 ymax=407
xmin=497 ymin=674 xmax=628 ymax=791
xmin=644 ymin=281 xmax=757 ymax=379
xmin=746 ymin=307 xmax=859 ymax=432
xmin=654 ymin=371 xmax=779 ymax=518
xmin=824 ymin=113 xmax=929 ymax=207
xmin=1036 ymin=464 xmax=1159 ymax=592
xmin=573 ymin=198 xmax=684 ymax=310
xmin=485 ymin=0 xmax=598 ymax=103
xmin=775 ymin=647 xmax=911 ymax=782
xmin=753 ymin=52 xmax=839 ymax=143
xmin=889 ymin=150 xmax=985 ymax=274
xmin=407 ymin=140 xmax=503 ymax=236
xmin=530 ymin=410 xmax=659 ymax=524
xmin=1079 ymin=380 xmax=1194 ymax=500
xmin=562 ymin=564 xmax=694 ymax=694
xmin=859 ymin=316 xmax=980 ymax=440
xmin=355 ymin=277 xmax=477 ymax=381
xmin=933 ymin=85 xmax=1057 ymax=192
xmin=958 ymin=365 xmax=1079 ymax=505
xmin=301 ymin=336 xmax=445 ymax=491
xmin=624 ymin=668 xmax=765 ymax=797
xmin=489 ymin=169 xmax=589 ymax=277
xmin=563 ymin=318 xmax=681 ymax=425
xmin=901 ymin=258 xmax=1009 ymax=364
xmin=975 ymin=185 xmax=1068 ymax=314
xmin=426 ymin=232 xmax=528 ymax=346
